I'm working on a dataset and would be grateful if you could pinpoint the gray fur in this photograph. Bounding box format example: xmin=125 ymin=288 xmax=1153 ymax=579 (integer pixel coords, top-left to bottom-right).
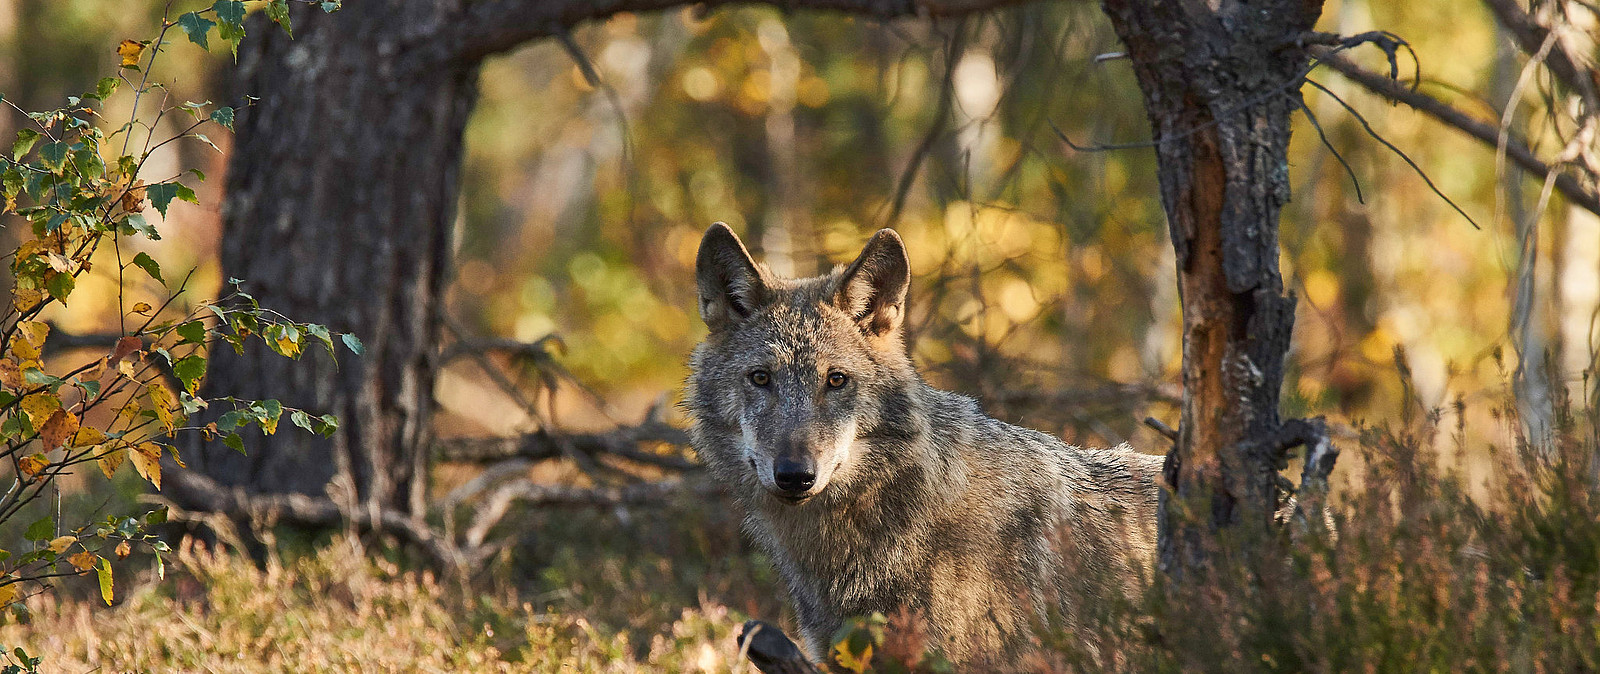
xmin=688 ymin=223 xmax=1161 ymax=666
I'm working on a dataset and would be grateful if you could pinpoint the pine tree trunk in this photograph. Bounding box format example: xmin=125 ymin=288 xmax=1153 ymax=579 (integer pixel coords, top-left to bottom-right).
xmin=177 ymin=4 xmax=477 ymax=518
xmin=1099 ymin=0 xmax=1330 ymax=580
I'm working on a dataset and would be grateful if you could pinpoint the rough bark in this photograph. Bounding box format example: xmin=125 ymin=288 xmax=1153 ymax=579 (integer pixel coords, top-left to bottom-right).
xmin=176 ymin=3 xmax=478 ymax=518
xmin=1098 ymin=0 xmax=1330 ymax=579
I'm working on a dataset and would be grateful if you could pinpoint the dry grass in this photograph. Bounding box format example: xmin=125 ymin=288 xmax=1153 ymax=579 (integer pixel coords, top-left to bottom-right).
xmin=0 ymin=523 xmax=764 ymax=672
xmin=4 ymin=380 xmax=1598 ymax=672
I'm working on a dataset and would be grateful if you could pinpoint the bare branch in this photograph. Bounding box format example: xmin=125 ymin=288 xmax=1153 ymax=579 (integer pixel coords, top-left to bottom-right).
xmin=1305 ymin=78 xmax=1482 ymax=229
xmin=1317 ymin=50 xmax=1600 ymax=217
xmin=1481 ymin=0 xmax=1600 ymax=107
xmin=163 ymin=468 xmax=465 ymax=572
xmin=434 ymin=422 xmax=695 ymax=470
xmin=884 ymin=18 xmax=967 ymax=228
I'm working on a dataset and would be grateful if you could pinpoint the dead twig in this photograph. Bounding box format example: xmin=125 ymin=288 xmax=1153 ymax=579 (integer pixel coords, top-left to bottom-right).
xmin=1316 ymin=50 xmax=1600 ymax=217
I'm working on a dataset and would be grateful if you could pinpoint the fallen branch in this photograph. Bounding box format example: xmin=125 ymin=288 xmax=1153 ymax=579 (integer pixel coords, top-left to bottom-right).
xmin=462 ymin=477 xmax=717 ymax=548
xmin=163 ymin=467 xmax=466 ymax=572
xmin=435 ymin=423 xmax=695 ymax=470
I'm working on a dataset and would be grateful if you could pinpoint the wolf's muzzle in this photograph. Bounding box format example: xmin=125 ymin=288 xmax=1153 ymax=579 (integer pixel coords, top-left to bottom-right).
xmin=772 ymin=457 xmax=817 ymax=495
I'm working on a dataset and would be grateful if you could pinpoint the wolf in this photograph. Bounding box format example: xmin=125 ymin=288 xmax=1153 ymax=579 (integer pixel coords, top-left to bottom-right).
xmin=687 ymin=222 xmax=1162 ymax=667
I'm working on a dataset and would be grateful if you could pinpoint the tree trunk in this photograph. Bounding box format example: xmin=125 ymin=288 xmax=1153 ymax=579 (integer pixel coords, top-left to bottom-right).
xmin=177 ymin=4 xmax=477 ymax=518
xmin=1098 ymin=0 xmax=1332 ymax=580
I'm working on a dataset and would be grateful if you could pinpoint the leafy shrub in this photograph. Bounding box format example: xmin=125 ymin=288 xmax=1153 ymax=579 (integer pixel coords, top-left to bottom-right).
xmin=0 ymin=0 xmax=350 ymax=639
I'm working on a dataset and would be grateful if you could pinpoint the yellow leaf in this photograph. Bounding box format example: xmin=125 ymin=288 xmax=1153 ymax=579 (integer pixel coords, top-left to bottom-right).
xmin=832 ymin=641 xmax=872 ymax=674
xmin=129 ymin=442 xmax=161 ymax=489
xmin=0 ymin=358 xmax=19 ymax=390
xmin=0 ymin=583 xmax=17 ymax=607
xmin=97 ymin=445 xmax=126 ymax=479
xmin=71 ymin=426 xmax=106 ymax=448
xmin=117 ymin=39 xmax=144 ymax=67
xmin=115 ymin=400 xmax=142 ymax=426
xmin=39 ymin=409 xmax=79 ymax=450
xmin=114 ymin=540 xmax=131 ymax=559
xmin=17 ymin=453 xmax=47 ymax=480
xmin=20 ymin=392 xmax=61 ymax=426
xmin=274 ymin=334 xmax=301 ymax=358
xmin=147 ymin=384 xmax=176 ymax=433
xmin=16 ymin=321 xmax=49 ymax=350
xmin=131 ymin=302 xmax=153 ymax=315
xmin=47 ymin=535 xmax=76 ymax=554
xmin=69 ymin=550 xmax=97 ymax=572
xmin=12 ymin=287 xmax=43 ymax=312
xmin=117 ymin=359 xmax=138 ymax=379
xmin=9 ymin=335 xmax=40 ymax=363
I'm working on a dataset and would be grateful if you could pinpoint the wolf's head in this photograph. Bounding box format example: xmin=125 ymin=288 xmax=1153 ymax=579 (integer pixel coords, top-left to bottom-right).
xmin=688 ymin=223 xmax=917 ymax=505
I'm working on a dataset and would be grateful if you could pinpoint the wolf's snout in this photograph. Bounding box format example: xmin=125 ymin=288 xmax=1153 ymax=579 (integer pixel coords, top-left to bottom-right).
xmin=772 ymin=457 xmax=817 ymax=494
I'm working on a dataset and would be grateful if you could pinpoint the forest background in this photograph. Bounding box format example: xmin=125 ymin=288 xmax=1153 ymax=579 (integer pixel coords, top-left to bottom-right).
xmin=0 ymin=0 xmax=1596 ymax=670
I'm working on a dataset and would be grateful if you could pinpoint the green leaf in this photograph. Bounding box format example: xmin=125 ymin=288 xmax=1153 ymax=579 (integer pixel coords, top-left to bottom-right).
xmin=72 ymin=148 xmax=104 ymax=180
xmin=215 ymin=410 xmax=245 ymax=430
xmin=317 ymin=414 xmax=339 ymax=437
xmin=341 ymin=333 xmax=364 ymax=355
xmin=216 ymin=11 xmax=246 ymax=58
xmin=3 ymin=168 xmax=21 ymax=198
xmin=321 ymin=1 xmax=340 ymax=11
xmin=23 ymin=369 xmax=60 ymax=386
xmin=146 ymin=182 xmax=181 ymax=216
xmin=11 ymin=128 xmax=38 ymax=161
xmin=266 ymin=0 xmax=292 ymax=36
xmin=176 ymin=12 xmax=216 ymax=50
xmin=223 ymin=431 xmax=244 ymax=453
xmin=123 ymin=213 xmax=160 ymax=240
xmin=209 ymin=106 xmax=234 ymax=131
xmin=173 ymin=355 xmax=207 ymax=394
xmin=95 ymin=77 xmax=119 ymax=101
xmin=96 ymin=556 xmax=113 ymax=605
xmin=46 ymin=271 xmax=74 ymax=304
xmin=24 ymin=517 xmax=53 ymax=541
xmin=212 ymin=0 xmax=245 ymax=27
xmin=217 ymin=21 xmax=244 ymax=58
xmin=38 ymin=141 xmax=69 ymax=172
xmin=144 ymin=506 xmax=168 ymax=525
xmin=258 ymin=399 xmax=283 ymax=434
xmin=176 ymin=320 xmax=206 ymax=344
xmin=131 ymin=251 xmax=164 ymax=285
xmin=290 ymin=409 xmax=314 ymax=433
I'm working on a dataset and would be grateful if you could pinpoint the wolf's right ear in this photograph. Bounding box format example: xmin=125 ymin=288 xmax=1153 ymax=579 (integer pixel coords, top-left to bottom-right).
xmin=834 ymin=229 xmax=910 ymax=341
xmin=696 ymin=222 xmax=768 ymax=331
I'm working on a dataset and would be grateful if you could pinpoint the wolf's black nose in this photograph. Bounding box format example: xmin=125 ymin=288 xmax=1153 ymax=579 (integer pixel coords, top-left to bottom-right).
xmin=773 ymin=458 xmax=816 ymax=493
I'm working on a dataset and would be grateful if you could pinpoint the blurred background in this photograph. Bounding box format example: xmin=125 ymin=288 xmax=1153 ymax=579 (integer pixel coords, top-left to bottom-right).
xmin=4 ymin=0 xmax=1595 ymax=464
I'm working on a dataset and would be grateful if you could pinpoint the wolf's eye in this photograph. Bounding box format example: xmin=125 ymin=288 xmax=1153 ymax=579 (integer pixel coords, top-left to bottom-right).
xmin=827 ymin=372 xmax=848 ymax=389
xmin=749 ymin=370 xmax=771 ymax=387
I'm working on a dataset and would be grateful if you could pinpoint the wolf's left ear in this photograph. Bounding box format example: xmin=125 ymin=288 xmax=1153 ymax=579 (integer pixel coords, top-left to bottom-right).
xmin=835 ymin=229 xmax=910 ymax=339
xmin=697 ymin=222 xmax=769 ymax=331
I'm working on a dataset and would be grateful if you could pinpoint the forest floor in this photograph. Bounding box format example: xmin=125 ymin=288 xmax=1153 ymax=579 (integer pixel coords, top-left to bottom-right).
xmin=2 ymin=498 xmax=781 ymax=673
